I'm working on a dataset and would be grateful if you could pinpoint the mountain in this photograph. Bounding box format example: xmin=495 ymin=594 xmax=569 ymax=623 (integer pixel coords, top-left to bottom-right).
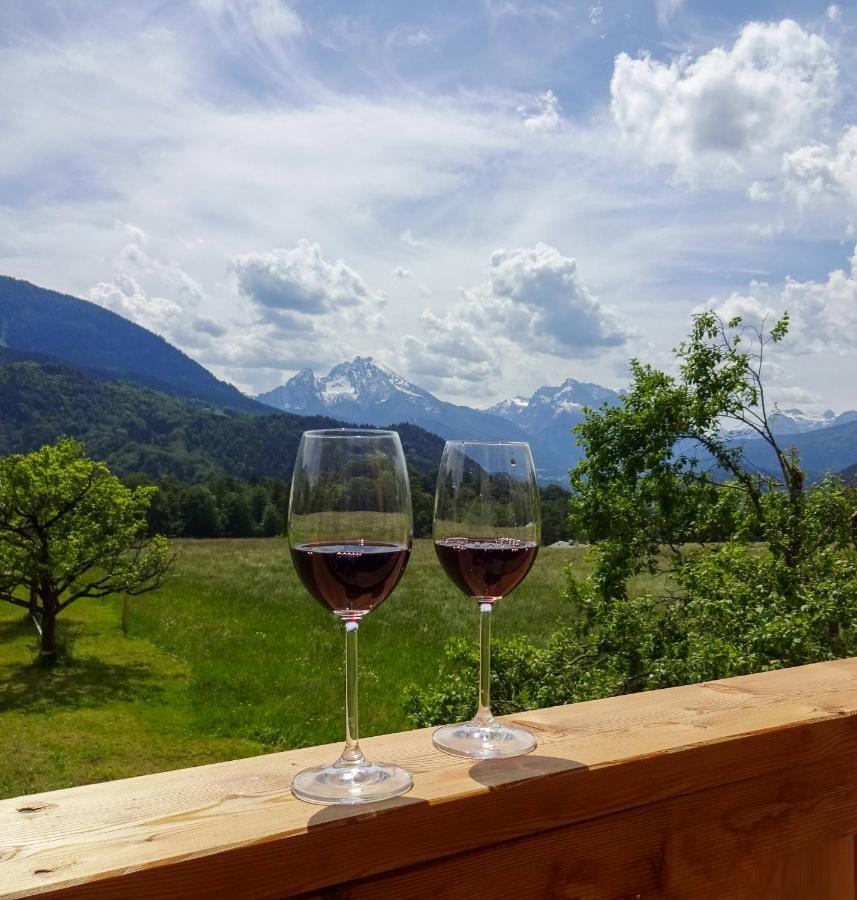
xmin=0 ymin=275 xmax=263 ymax=412
xmin=0 ymin=357 xmax=445 ymax=482
xmin=257 ymin=357 xmax=526 ymax=443
xmin=760 ymin=407 xmax=857 ymax=436
xmin=257 ymin=361 xmax=627 ymax=481
xmin=735 ymin=418 xmax=857 ymax=479
xmin=486 ymin=378 xmax=619 ymax=434
xmin=485 ymin=378 xmax=622 ymax=480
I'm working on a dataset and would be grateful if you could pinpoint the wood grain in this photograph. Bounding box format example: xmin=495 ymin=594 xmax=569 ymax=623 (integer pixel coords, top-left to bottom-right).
xmin=3 ymin=658 xmax=857 ymax=898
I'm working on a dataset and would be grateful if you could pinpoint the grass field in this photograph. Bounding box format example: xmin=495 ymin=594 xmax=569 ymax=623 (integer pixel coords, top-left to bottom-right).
xmin=0 ymin=538 xmax=587 ymax=799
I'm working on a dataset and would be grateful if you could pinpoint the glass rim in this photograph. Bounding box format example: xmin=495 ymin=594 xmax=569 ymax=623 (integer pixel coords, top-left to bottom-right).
xmin=444 ymin=440 xmax=532 ymax=448
xmin=301 ymin=428 xmax=400 ymax=439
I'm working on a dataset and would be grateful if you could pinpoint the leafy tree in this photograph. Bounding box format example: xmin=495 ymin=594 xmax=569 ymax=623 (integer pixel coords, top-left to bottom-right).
xmin=261 ymin=502 xmax=285 ymax=537
xmin=0 ymin=439 xmax=172 ymax=662
xmin=569 ymin=311 xmax=819 ymax=597
xmin=539 ymin=485 xmax=574 ymax=545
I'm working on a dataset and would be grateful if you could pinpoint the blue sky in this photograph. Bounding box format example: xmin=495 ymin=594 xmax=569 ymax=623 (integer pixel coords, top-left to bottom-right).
xmin=1 ymin=1 xmax=857 ymax=411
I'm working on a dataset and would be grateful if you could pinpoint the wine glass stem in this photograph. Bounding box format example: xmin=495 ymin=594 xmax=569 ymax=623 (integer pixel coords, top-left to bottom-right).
xmin=337 ymin=619 xmax=365 ymax=767
xmin=475 ymin=601 xmax=494 ymax=726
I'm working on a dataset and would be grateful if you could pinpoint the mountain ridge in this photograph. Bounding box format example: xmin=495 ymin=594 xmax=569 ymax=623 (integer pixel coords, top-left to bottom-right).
xmin=0 ymin=275 xmax=264 ymax=413
xmin=257 ymin=356 xmax=527 ymax=444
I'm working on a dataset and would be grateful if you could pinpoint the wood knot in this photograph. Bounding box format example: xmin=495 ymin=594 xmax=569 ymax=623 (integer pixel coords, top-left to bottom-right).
xmin=17 ymin=803 xmax=56 ymax=815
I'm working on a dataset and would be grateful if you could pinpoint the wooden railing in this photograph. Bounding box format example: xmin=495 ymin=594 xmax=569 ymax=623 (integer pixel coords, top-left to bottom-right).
xmin=3 ymin=658 xmax=857 ymax=898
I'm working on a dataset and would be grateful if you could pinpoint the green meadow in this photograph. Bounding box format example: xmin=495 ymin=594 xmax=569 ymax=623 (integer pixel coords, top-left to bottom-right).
xmin=0 ymin=538 xmax=586 ymax=799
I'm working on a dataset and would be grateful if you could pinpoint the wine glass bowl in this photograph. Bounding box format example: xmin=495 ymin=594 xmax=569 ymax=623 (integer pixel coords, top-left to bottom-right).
xmin=432 ymin=441 xmax=540 ymax=759
xmin=288 ymin=429 xmax=414 ymax=804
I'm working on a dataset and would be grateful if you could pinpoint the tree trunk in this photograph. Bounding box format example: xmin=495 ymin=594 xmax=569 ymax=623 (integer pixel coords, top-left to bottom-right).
xmin=783 ymin=464 xmax=805 ymax=570
xmin=39 ymin=587 xmax=59 ymax=664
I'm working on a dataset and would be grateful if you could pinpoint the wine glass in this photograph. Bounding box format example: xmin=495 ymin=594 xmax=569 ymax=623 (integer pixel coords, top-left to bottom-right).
xmin=288 ymin=428 xmax=414 ymax=804
xmin=432 ymin=441 xmax=540 ymax=758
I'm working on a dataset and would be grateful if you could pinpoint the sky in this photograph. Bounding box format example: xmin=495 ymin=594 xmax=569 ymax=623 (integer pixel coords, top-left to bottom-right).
xmin=2 ymin=1 xmax=857 ymax=412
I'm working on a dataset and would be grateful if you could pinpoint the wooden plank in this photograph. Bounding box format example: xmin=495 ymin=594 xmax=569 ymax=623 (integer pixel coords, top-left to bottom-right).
xmin=2 ymin=659 xmax=857 ymax=898
xmin=336 ymin=733 xmax=857 ymax=899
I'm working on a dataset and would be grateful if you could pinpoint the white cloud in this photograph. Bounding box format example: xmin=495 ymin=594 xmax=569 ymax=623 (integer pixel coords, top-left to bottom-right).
xmin=395 ymin=243 xmax=626 ymax=395
xmin=232 ymin=241 xmax=375 ymax=316
xmin=400 ymin=229 xmax=426 ymax=248
xmin=519 ymin=90 xmax=561 ymax=132
xmin=783 ymin=126 xmax=857 ymax=207
xmin=483 ymin=1 xmax=565 ymax=21
xmin=588 ymin=6 xmax=603 ymax=27
xmin=197 ymin=0 xmax=302 ymax=42
xmin=611 ymin=20 xmax=838 ymax=183
xmin=747 ymin=180 xmax=773 ymax=202
xmin=399 ymin=310 xmax=499 ymax=389
xmin=827 ymin=5 xmax=841 ymax=23
xmin=703 ymin=245 xmax=857 ymax=354
xmin=655 ymin=0 xmax=684 ymax=28
xmin=462 ymin=243 xmax=626 ymax=355
xmin=387 ymin=26 xmax=432 ymax=48
xmin=88 ymin=274 xmax=182 ymax=336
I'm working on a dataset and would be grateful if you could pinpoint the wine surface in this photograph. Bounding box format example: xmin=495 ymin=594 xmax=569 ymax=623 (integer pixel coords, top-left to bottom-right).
xmin=290 ymin=541 xmax=411 ymax=618
xmin=434 ymin=537 xmax=538 ymax=600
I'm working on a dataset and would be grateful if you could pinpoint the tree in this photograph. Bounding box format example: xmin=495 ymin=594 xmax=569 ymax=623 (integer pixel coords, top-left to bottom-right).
xmin=0 ymin=439 xmax=172 ymax=662
xmin=568 ymin=311 xmax=844 ymax=597
xmin=260 ymin=502 xmax=284 ymax=537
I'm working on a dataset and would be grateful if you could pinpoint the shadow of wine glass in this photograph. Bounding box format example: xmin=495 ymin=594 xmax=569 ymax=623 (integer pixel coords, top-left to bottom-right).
xmin=305 ymin=791 xmax=429 ymax=829
xmin=467 ymin=753 xmax=587 ymax=789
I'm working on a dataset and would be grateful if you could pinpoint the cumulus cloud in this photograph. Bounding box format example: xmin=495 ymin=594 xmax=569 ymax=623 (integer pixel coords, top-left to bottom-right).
xmin=88 ymin=274 xmax=182 ymax=335
xmin=611 ymin=20 xmax=837 ymax=182
xmin=703 ymin=244 xmax=857 ymax=354
xmin=400 ymin=309 xmax=499 ymax=388
xmin=519 ymin=90 xmax=561 ymax=132
xmin=87 ymin=224 xmax=216 ymax=345
xmin=88 ymin=273 xmax=224 ymax=349
xmin=783 ymin=126 xmax=857 ymax=207
xmin=116 ymin=232 xmax=205 ymax=303
xmin=461 ymin=243 xmax=626 ymax=356
xmin=396 ymin=243 xmax=626 ymax=393
xmin=233 ymin=240 xmax=375 ymax=317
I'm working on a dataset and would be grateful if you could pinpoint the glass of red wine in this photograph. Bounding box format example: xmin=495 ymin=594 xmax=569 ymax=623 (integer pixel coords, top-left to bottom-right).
xmin=288 ymin=428 xmax=414 ymax=804
xmin=432 ymin=441 xmax=540 ymax=758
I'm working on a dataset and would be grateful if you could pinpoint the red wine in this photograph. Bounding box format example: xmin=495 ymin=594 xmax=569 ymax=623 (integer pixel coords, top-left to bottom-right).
xmin=434 ymin=537 xmax=538 ymax=600
xmin=290 ymin=541 xmax=411 ymax=618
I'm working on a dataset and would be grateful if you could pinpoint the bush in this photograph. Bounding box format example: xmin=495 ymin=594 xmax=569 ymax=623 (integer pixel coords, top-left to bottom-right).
xmin=404 ymin=544 xmax=857 ymax=726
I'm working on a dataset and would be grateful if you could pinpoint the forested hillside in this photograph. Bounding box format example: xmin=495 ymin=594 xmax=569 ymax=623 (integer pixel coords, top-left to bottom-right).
xmin=0 ymin=358 xmax=445 ymax=480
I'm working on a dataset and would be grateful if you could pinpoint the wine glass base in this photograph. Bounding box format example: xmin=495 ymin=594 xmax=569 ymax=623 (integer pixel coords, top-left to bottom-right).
xmin=432 ymin=721 xmax=536 ymax=759
xmin=290 ymin=760 xmax=413 ymax=805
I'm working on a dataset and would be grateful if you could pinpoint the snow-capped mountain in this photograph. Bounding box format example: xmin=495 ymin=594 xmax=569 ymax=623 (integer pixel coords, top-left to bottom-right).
xmin=486 ymin=378 xmax=620 ymax=434
xmin=257 ymin=360 xmax=857 ymax=482
xmin=485 ymin=379 xmax=622 ymax=479
xmin=763 ymin=408 xmax=857 ymax=436
xmin=256 ymin=357 xmax=526 ymax=443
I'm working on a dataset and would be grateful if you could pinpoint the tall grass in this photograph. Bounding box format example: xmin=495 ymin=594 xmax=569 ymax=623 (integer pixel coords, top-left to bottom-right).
xmin=125 ymin=538 xmax=585 ymax=746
